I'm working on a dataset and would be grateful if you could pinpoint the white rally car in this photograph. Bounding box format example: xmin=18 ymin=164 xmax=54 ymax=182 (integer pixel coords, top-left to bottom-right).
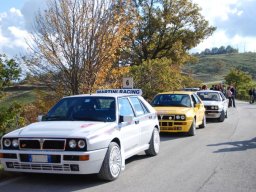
xmin=0 ymin=90 xmax=160 ymax=181
xmin=197 ymin=90 xmax=228 ymax=122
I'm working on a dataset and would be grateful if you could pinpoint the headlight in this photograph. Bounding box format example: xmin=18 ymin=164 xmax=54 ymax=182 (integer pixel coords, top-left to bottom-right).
xmin=175 ymin=115 xmax=180 ymax=120
xmin=180 ymin=115 xmax=186 ymax=120
xmin=215 ymin=106 xmax=219 ymax=110
xmin=69 ymin=139 xmax=77 ymax=148
xmin=211 ymin=106 xmax=215 ymax=109
xmin=3 ymin=139 xmax=11 ymax=147
xmin=12 ymin=139 xmax=19 ymax=148
xmin=78 ymin=140 xmax=86 ymax=149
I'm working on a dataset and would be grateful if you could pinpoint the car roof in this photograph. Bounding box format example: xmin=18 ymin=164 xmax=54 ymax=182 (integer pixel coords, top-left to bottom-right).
xmin=197 ymin=90 xmax=222 ymax=93
xmin=63 ymin=93 xmax=140 ymax=99
xmin=156 ymin=91 xmax=194 ymax=95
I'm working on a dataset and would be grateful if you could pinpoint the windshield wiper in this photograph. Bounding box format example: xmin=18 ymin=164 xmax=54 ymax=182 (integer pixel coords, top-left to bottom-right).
xmin=44 ymin=115 xmax=66 ymax=121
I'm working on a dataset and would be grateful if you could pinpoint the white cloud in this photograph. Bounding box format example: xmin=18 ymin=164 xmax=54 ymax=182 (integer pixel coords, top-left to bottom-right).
xmin=8 ymin=26 xmax=31 ymax=49
xmin=10 ymin=8 xmax=23 ymax=17
xmin=192 ymin=0 xmax=256 ymax=53
xmin=192 ymin=30 xmax=256 ymax=53
xmin=193 ymin=0 xmax=240 ymax=22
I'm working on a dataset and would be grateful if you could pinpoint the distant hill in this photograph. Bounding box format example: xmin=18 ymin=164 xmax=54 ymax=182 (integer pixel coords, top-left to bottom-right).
xmin=183 ymin=52 xmax=256 ymax=83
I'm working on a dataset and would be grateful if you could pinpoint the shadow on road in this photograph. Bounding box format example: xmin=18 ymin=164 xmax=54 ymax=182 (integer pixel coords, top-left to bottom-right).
xmin=160 ymin=132 xmax=189 ymax=142
xmin=207 ymin=137 xmax=256 ymax=153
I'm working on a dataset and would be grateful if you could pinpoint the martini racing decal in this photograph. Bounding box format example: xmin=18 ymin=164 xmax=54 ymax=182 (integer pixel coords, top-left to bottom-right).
xmin=80 ymin=123 xmax=94 ymax=128
xmin=96 ymin=89 xmax=142 ymax=95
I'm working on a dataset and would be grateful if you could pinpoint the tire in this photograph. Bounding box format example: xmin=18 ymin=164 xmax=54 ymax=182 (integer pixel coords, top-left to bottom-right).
xmin=188 ymin=118 xmax=196 ymax=136
xmin=98 ymin=142 xmax=122 ymax=181
xmin=199 ymin=115 xmax=206 ymax=128
xmin=145 ymin=127 xmax=160 ymax=156
xmin=218 ymin=110 xmax=225 ymax=122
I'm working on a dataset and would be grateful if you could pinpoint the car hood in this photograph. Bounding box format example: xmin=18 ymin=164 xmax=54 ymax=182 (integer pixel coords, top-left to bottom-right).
xmin=4 ymin=121 xmax=116 ymax=138
xmin=154 ymin=106 xmax=191 ymax=115
xmin=202 ymin=101 xmax=221 ymax=106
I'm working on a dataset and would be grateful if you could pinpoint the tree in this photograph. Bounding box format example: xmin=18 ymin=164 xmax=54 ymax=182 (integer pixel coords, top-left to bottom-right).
xmin=0 ymin=54 xmax=21 ymax=90
xmin=129 ymin=58 xmax=183 ymax=100
xmin=121 ymin=0 xmax=215 ymax=66
xmin=25 ymin=0 xmax=135 ymax=95
xmin=225 ymin=69 xmax=255 ymax=100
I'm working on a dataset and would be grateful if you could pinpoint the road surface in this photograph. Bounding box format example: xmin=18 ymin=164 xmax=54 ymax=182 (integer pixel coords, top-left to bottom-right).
xmin=0 ymin=100 xmax=255 ymax=192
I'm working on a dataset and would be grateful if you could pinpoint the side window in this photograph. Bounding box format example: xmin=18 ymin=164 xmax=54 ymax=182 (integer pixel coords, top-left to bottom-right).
xmin=118 ymin=98 xmax=135 ymax=117
xmin=129 ymin=97 xmax=147 ymax=116
xmin=194 ymin=94 xmax=202 ymax=104
xmin=191 ymin=94 xmax=200 ymax=106
xmin=220 ymin=93 xmax=226 ymax=100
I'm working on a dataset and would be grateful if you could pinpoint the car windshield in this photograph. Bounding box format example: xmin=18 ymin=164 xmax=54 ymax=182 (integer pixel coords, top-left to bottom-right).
xmin=197 ymin=92 xmax=220 ymax=101
xmin=151 ymin=94 xmax=191 ymax=107
xmin=43 ymin=96 xmax=116 ymax=122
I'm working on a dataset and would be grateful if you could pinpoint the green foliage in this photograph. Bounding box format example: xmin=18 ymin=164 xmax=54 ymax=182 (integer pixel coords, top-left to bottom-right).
xmin=129 ymin=58 xmax=183 ymax=100
xmin=225 ymin=69 xmax=256 ymax=100
xmin=197 ymin=45 xmax=238 ymax=55
xmin=0 ymin=54 xmax=21 ymax=89
xmin=122 ymin=0 xmax=215 ymax=66
xmin=0 ymin=103 xmax=26 ymax=137
xmin=184 ymin=53 xmax=256 ymax=82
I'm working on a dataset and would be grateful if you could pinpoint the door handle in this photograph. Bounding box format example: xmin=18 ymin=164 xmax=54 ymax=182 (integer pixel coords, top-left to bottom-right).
xmin=149 ymin=116 xmax=153 ymax=119
xmin=135 ymin=120 xmax=140 ymax=124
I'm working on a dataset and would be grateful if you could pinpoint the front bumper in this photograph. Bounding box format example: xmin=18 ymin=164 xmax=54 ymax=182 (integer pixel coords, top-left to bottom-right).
xmin=205 ymin=111 xmax=221 ymax=119
xmin=159 ymin=119 xmax=193 ymax=133
xmin=0 ymin=148 xmax=107 ymax=174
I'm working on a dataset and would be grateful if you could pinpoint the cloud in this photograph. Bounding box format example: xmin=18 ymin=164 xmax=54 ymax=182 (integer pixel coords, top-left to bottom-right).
xmin=0 ymin=8 xmax=29 ymax=56
xmin=192 ymin=0 xmax=256 ymax=53
xmin=21 ymin=0 xmax=47 ymax=32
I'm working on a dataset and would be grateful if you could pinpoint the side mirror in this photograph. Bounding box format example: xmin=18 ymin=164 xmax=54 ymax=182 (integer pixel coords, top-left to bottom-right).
xmin=195 ymin=103 xmax=201 ymax=109
xmin=37 ymin=115 xmax=46 ymax=122
xmin=119 ymin=115 xmax=134 ymax=124
xmin=123 ymin=115 xmax=134 ymax=123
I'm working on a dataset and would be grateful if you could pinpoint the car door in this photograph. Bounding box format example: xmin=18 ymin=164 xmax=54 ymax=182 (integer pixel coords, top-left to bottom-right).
xmin=118 ymin=97 xmax=139 ymax=153
xmin=191 ymin=94 xmax=205 ymax=125
xmin=220 ymin=92 xmax=228 ymax=112
xmin=129 ymin=96 xmax=153 ymax=146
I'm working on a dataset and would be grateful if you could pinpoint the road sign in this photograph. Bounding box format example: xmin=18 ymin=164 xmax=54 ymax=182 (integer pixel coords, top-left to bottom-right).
xmin=123 ymin=77 xmax=133 ymax=88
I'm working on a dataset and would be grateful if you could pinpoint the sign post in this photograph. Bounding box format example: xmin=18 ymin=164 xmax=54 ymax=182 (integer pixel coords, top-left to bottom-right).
xmin=123 ymin=77 xmax=133 ymax=89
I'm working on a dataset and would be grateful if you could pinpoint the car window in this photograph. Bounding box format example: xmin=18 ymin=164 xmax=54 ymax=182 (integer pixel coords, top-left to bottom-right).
xmin=193 ymin=94 xmax=202 ymax=103
xmin=129 ymin=97 xmax=147 ymax=116
xmin=151 ymin=94 xmax=191 ymax=107
xmin=197 ymin=92 xmax=221 ymax=101
xmin=191 ymin=94 xmax=200 ymax=106
xmin=118 ymin=97 xmax=135 ymax=117
xmin=220 ymin=92 xmax=226 ymax=100
xmin=45 ymin=97 xmax=116 ymax=122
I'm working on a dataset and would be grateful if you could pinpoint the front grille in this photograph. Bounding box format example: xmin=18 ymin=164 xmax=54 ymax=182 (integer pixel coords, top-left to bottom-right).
xmin=205 ymin=106 xmax=218 ymax=110
xmin=158 ymin=115 xmax=175 ymax=120
xmin=160 ymin=122 xmax=173 ymax=127
xmin=19 ymin=139 xmax=66 ymax=150
xmin=20 ymin=140 xmax=40 ymax=149
xmin=161 ymin=127 xmax=182 ymax=131
xmin=10 ymin=162 xmax=72 ymax=171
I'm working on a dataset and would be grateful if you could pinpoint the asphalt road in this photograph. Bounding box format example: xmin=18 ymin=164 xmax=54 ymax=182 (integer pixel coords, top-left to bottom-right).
xmin=0 ymin=100 xmax=256 ymax=192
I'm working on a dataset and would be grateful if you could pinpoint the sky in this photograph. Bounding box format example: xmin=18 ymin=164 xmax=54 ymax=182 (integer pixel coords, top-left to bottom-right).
xmin=0 ymin=0 xmax=256 ymax=57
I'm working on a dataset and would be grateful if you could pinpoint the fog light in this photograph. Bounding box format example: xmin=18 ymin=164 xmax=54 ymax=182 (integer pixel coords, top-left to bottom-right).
xmin=6 ymin=162 xmax=14 ymax=168
xmin=70 ymin=164 xmax=79 ymax=171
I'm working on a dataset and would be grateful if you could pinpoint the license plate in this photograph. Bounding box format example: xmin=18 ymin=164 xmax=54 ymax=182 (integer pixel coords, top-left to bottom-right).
xmin=30 ymin=155 xmax=49 ymax=163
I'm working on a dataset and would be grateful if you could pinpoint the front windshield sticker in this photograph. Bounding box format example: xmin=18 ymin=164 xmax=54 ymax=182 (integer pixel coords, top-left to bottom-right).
xmin=80 ymin=123 xmax=95 ymax=128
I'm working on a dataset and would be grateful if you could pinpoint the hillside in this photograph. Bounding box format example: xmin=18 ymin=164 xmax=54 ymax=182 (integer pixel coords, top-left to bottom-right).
xmin=183 ymin=52 xmax=256 ymax=83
